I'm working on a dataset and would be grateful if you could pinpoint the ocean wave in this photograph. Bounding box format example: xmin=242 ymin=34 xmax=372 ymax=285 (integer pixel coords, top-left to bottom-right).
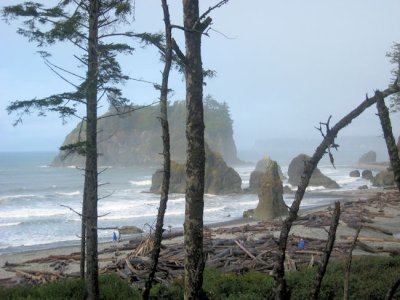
xmin=129 ymin=180 xmax=151 ymax=186
xmin=237 ymin=200 xmax=258 ymax=206
xmin=306 ymin=186 xmax=326 ymax=191
xmin=0 ymin=222 xmax=21 ymax=227
xmin=56 ymin=191 xmax=80 ymax=196
xmin=0 ymin=194 xmax=41 ymax=203
xmin=38 ymin=165 xmax=49 ymax=168
xmin=2 ymin=208 xmax=67 ymax=219
xmin=204 ymin=207 xmax=225 ymax=213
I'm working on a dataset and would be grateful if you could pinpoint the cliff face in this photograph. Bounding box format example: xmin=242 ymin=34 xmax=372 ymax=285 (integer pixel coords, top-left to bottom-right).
xmin=52 ymin=97 xmax=239 ymax=166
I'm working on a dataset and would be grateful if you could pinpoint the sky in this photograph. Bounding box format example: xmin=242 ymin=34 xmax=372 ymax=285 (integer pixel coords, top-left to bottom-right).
xmin=1 ymin=0 xmax=400 ymax=153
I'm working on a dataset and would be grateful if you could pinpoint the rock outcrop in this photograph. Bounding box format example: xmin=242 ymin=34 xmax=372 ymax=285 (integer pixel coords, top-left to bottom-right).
xmin=349 ymin=170 xmax=360 ymax=177
xmin=361 ymin=170 xmax=373 ymax=181
xmin=288 ymin=154 xmax=340 ymax=189
xmin=243 ymin=161 xmax=288 ymax=220
xmin=150 ymin=145 xmax=242 ymax=195
xmin=358 ymin=151 xmax=377 ymax=165
xmin=248 ymin=156 xmax=285 ymax=192
xmin=52 ymin=98 xmax=240 ymax=166
xmin=372 ymin=170 xmax=394 ymax=187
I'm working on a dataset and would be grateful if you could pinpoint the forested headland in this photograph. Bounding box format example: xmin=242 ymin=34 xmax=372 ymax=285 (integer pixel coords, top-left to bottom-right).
xmin=52 ymin=96 xmax=239 ymax=166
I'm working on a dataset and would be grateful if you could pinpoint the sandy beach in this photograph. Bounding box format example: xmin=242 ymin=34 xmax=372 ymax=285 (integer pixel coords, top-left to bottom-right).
xmin=1 ymin=187 xmax=399 ymax=287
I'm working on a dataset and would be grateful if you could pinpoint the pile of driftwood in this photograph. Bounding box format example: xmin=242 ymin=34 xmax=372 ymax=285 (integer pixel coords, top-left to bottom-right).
xmin=2 ymin=191 xmax=400 ymax=288
xmin=98 ymin=223 xmax=353 ymax=289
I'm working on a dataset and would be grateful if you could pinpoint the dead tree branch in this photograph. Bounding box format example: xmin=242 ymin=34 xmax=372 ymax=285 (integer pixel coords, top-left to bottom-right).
xmin=385 ymin=277 xmax=400 ymax=300
xmin=376 ymin=90 xmax=400 ymax=191
xmin=343 ymin=225 xmax=361 ymax=300
xmin=272 ymin=82 xmax=400 ymax=300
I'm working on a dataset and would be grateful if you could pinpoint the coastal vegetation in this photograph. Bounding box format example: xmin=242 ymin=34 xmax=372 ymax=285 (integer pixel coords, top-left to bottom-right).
xmin=1 ymin=256 xmax=399 ymax=299
xmin=2 ymin=0 xmax=400 ymax=299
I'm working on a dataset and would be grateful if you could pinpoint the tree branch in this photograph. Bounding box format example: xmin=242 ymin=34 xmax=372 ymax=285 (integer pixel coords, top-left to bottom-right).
xmin=272 ymin=81 xmax=400 ymax=299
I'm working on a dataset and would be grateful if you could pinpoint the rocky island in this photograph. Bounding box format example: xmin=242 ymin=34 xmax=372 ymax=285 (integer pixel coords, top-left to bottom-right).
xmin=52 ymin=96 xmax=240 ymax=166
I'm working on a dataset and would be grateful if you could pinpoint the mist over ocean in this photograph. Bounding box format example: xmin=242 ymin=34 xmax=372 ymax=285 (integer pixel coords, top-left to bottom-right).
xmin=0 ymin=136 xmax=386 ymax=254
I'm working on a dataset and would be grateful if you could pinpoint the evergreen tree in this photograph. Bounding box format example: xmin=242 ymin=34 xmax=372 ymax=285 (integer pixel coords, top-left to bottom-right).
xmin=2 ymin=1 xmax=160 ymax=298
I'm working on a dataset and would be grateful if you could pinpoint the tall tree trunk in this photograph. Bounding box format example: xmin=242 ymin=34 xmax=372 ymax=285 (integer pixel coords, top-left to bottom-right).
xmin=142 ymin=0 xmax=172 ymax=299
xmin=376 ymin=91 xmax=400 ymax=191
xmin=272 ymin=84 xmax=400 ymax=300
xmin=85 ymin=0 xmax=99 ymax=299
xmin=80 ymin=184 xmax=87 ymax=279
xmin=183 ymin=1 xmax=206 ymax=299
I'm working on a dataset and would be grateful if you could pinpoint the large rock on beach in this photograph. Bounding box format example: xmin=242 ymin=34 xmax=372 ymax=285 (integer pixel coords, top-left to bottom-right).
xmin=349 ymin=170 xmax=360 ymax=177
xmin=361 ymin=170 xmax=374 ymax=181
xmin=358 ymin=151 xmax=377 ymax=165
xmin=248 ymin=156 xmax=285 ymax=192
xmin=372 ymin=170 xmax=394 ymax=187
xmin=150 ymin=145 xmax=242 ymax=194
xmin=288 ymin=154 xmax=340 ymax=189
xmin=244 ymin=161 xmax=288 ymax=220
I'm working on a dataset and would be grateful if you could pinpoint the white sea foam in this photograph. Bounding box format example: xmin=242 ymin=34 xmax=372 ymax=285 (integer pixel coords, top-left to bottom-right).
xmin=0 ymin=194 xmax=40 ymax=203
xmin=56 ymin=191 xmax=80 ymax=196
xmin=0 ymin=155 xmax=370 ymax=252
xmin=306 ymin=186 xmax=326 ymax=191
xmin=129 ymin=180 xmax=151 ymax=186
xmin=0 ymin=222 xmax=21 ymax=227
xmin=2 ymin=208 xmax=67 ymax=219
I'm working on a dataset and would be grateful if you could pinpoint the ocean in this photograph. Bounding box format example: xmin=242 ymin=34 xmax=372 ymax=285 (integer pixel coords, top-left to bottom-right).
xmin=0 ymin=151 xmax=379 ymax=255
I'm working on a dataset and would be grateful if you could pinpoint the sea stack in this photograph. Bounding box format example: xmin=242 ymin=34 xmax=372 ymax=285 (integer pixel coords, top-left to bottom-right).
xmin=244 ymin=160 xmax=288 ymax=220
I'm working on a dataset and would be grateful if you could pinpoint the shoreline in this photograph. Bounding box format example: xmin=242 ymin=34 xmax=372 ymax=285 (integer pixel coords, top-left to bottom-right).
xmin=0 ymin=188 xmax=384 ymax=257
xmin=1 ymin=187 xmax=397 ymax=283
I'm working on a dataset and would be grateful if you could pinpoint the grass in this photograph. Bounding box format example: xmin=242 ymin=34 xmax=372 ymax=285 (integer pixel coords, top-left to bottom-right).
xmin=1 ymin=256 xmax=400 ymax=299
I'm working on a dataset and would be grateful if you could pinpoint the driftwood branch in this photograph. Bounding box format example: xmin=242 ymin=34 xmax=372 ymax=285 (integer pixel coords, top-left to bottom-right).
xmin=272 ymin=81 xmax=400 ymax=300
xmin=310 ymin=201 xmax=341 ymax=300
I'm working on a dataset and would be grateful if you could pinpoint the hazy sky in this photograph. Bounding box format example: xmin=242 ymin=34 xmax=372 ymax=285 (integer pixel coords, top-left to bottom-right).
xmin=1 ymin=0 xmax=400 ymax=152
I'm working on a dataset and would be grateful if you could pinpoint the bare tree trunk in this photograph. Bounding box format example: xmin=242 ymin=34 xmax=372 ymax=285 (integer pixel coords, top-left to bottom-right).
xmin=385 ymin=277 xmax=400 ymax=300
xmin=376 ymin=91 xmax=400 ymax=191
xmin=310 ymin=201 xmax=341 ymax=300
xmin=343 ymin=226 xmax=361 ymax=300
xmin=142 ymin=0 xmax=172 ymax=299
xmin=80 ymin=184 xmax=87 ymax=279
xmin=85 ymin=0 xmax=99 ymax=299
xmin=272 ymin=83 xmax=400 ymax=300
xmin=183 ymin=1 xmax=206 ymax=298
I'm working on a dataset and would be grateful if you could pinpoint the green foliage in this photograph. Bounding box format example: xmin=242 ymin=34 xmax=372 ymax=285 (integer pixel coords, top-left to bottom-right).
xmin=99 ymin=273 xmax=139 ymax=300
xmin=2 ymin=0 xmax=137 ymax=124
xmin=147 ymin=256 xmax=400 ymax=300
xmin=0 ymin=274 xmax=138 ymax=300
xmin=1 ymin=257 xmax=399 ymax=299
xmin=0 ymin=277 xmax=85 ymax=300
xmin=150 ymin=277 xmax=184 ymax=300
